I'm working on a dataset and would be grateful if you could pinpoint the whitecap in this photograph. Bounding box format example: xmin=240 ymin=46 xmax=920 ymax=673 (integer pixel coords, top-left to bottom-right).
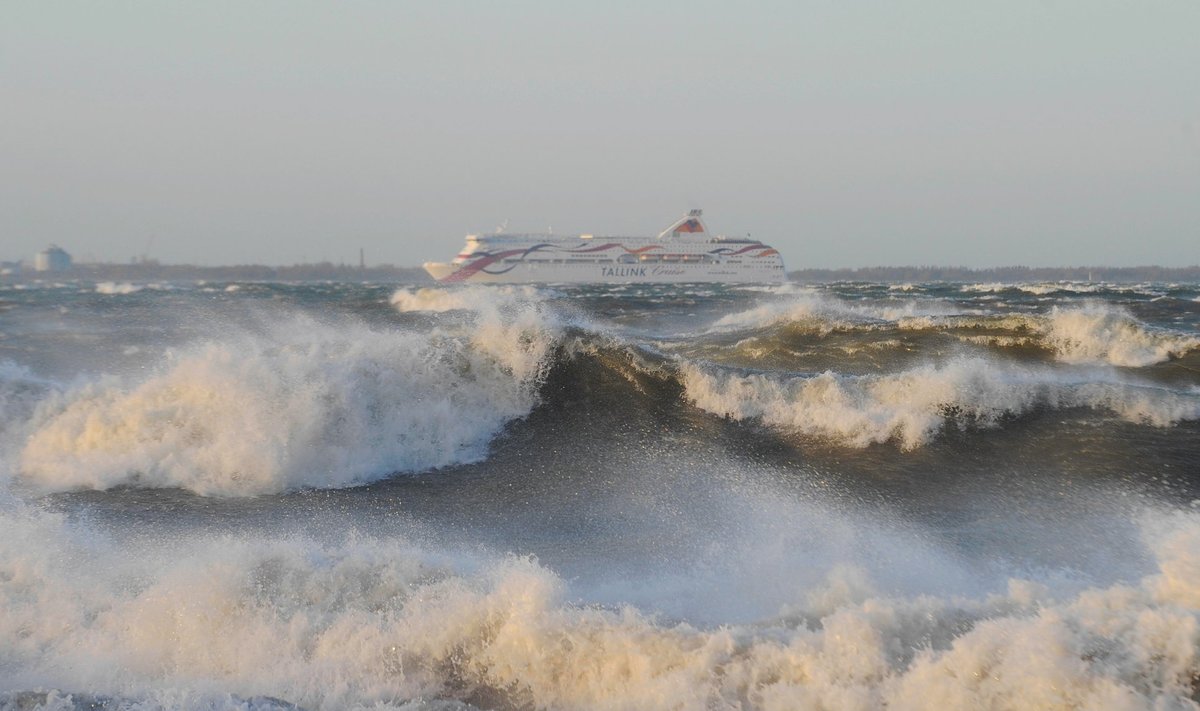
xmin=17 ymin=305 xmax=559 ymax=496
xmin=95 ymin=282 xmax=142 ymax=295
xmin=681 ymin=357 xmax=1200 ymax=449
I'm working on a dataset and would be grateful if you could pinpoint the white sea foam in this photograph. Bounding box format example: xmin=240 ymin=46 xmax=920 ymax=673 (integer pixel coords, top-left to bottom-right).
xmin=681 ymin=357 xmax=1200 ymax=449
xmin=906 ymin=306 xmax=1199 ymax=367
xmin=719 ymin=290 xmax=1198 ymax=368
xmin=965 ymin=282 xmax=1169 ymax=298
xmin=1043 ymin=304 xmax=1200 ymax=367
xmin=710 ymin=293 xmax=963 ymax=334
xmin=962 ymin=282 xmax=1013 ymax=293
xmin=390 ymin=285 xmax=544 ymax=314
xmin=1 ymin=499 xmax=1198 ymax=711
xmin=16 ymin=302 xmax=559 ymax=496
xmin=1018 ymin=282 xmax=1102 ymax=295
xmin=95 ymin=282 xmax=143 ymax=295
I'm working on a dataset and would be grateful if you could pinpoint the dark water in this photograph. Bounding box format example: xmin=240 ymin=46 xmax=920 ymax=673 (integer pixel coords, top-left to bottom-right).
xmin=1 ymin=279 xmax=1199 ymax=710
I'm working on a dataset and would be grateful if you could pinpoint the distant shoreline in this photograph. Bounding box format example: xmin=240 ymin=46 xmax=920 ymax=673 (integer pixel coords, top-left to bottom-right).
xmin=0 ymin=262 xmax=431 ymax=283
xmin=1 ymin=262 xmax=1198 ymax=284
xmin=787 ymin=265 xmax=1200 ymax=283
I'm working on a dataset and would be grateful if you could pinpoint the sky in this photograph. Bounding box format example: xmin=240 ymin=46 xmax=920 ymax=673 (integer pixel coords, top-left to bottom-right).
xmin=2 ymin=1 xmax=1198 ymax=268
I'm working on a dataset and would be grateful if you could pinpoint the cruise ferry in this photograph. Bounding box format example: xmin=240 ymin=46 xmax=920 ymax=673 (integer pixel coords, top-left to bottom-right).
xmin=423 ymin=210 xmax=786 ymax=284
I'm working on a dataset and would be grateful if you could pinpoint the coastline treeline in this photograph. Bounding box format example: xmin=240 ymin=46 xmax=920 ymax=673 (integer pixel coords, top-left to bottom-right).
xmin=3 ymin=261 xmax=429 ymax=283
xmin=788 ymin=265 xmax=1200 ymax=284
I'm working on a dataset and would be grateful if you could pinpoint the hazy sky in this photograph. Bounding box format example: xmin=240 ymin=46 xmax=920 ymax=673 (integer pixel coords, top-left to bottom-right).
xmin=3 ymin=1 xmax=1198 ymax=268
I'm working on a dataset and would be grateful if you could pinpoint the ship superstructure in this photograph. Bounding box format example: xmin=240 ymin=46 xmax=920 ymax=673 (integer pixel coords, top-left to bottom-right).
xmin=423 ymin=210 xmax=786 ymax=284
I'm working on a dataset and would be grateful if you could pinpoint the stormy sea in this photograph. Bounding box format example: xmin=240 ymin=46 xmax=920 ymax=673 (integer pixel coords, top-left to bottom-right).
xmin=1 ymin=278 xmax=1199 ymax=710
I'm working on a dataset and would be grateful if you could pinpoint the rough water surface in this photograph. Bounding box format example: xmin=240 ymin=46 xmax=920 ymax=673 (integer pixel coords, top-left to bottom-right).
xmin=1 ymin=279 xmax=1199 ymax=710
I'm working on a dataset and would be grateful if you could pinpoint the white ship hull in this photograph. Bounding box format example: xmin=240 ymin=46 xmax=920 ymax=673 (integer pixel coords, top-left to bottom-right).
xmin=424 ymin=260 xmax=785 ymax=284
xmin=423 ymin=211 xmax=786 ymax=285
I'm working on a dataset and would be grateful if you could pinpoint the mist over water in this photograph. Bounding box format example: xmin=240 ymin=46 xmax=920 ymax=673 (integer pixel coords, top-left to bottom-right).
xmin=1 ymin=279 xmax=1200 ymax=710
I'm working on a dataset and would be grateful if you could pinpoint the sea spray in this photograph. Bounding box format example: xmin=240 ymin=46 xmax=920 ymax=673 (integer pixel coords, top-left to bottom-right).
xmin=712 ymin=289 xmax=1199 ymax=367
xmin=681 ymin=356 xmax=1200 ymax=449
xmin=390 ymin=284 xmax=547 ymax=314
xmin=1 ymin=502 xmax=1198 ymax=710
xmin=17 ymin=304 xmax=559 ymax=496
xmin=2 ymin=280 xmax=1199 ymax=711
xmin=1042 ymin=303 xmax=1200 ymax=367
xmin=0 ymin=361 xmax=53 ymax=434
xmin=708 ymin=290 xmax=964 ymax=334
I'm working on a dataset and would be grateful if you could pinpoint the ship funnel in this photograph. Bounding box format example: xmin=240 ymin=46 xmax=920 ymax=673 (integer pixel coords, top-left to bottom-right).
xmin=658 ymin=209 xmax=708 ymax=239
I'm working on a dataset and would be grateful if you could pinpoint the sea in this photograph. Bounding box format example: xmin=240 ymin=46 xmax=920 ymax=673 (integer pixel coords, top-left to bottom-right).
xmin=1 ymin=278 xmax=1199 ymax=710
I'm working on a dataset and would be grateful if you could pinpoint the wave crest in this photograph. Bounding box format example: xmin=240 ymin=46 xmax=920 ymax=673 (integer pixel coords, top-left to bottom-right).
xmin=17 ymin=309 xmax=558 ymax=496
xmin=3 ymin=506 xmax=1200 ymax=710
xmin=681 ymin=358 xmax=1200 ymax=449
xmin=95 ymin=282 xmax=143 ymax=295
xmin=713 ymin=292 xmax=1198 ymax=368
xmin=1043 ymin=304 xmax=1200 ymax=367
xmin=390 ymin=285 xmax=546 ymax=314
xmin=710 ymin=293 xmax=963 ymax=335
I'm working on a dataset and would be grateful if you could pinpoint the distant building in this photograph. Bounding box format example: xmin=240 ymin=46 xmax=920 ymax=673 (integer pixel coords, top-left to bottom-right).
xmin=0 ymin=261 xmax=20 ymax=276
xmin=35 ymin=246 xmax=72 ymax=272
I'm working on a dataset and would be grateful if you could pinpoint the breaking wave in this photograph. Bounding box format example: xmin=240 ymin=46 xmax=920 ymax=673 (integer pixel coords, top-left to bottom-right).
xmin=712 ymin=292 xmax=1199 ymax=367
xmin=14 ymin=300 xmax=558 ymax=496
xmin=709 ymin=291 xmax=964 ymax=334
xmin=681 ymin=357 xmax=1200 ymax=449
xmin=390 ymin=285 xmax=548 ymax=314
xmin=94 ymin=282 xmax=143 ymax=295
xmin=6 ymin=309 xmax=1198 ymax=496
xmin=4 ymin=285 xmax=1198 ymax=497
xmin=2 ymin=500 xmax=1199 ymax=710
xmin=1041 ymin=304 xmax=1200 ymax=367
xmin=3 ymin=281 xmax=1200 ymax=710
xmin=906 ymin=305 xmax=1200 ymax=367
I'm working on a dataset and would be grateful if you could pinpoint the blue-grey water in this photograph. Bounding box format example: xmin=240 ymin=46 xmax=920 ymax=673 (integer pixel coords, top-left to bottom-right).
xmin=1 ymin=279 xmax=1199 ymax=710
